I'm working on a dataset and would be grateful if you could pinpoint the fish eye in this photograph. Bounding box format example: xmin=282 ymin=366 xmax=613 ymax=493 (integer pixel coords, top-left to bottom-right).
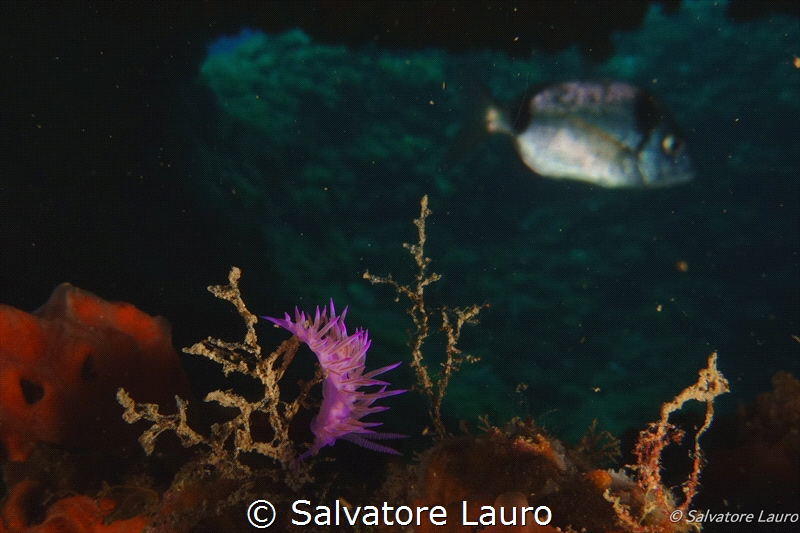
xmin=661 ymin=134 xmax=683 ymax=156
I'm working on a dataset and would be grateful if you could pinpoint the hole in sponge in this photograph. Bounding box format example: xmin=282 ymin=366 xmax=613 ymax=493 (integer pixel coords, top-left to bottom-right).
xmin=80 ymin=354 xmax=97 ymax=382
xmin=20 ymin=379 xmax=44 ymax=405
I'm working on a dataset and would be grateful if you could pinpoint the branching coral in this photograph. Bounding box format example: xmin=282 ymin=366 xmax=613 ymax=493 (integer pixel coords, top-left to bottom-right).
xmin=364 ymin=195 xmax=486 ymax=439
xmin=118 ymin=267 xmax=318 ymax=488
xmin=607 ymin=352 xmax=729 ymax=532
xmin=118 ymin=265 xmax=407 ymax=492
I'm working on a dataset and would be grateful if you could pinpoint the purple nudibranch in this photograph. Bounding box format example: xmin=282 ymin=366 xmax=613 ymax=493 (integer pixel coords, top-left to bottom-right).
xmin=264 ymin=301 xmax=405 ymax=462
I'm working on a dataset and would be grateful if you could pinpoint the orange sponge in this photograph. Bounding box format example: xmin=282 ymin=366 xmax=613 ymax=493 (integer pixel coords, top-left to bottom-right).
xmin=24 ymin=495 xmax=147 ymax=533
xmin=0 ymin=283 xmax=189 ymax=462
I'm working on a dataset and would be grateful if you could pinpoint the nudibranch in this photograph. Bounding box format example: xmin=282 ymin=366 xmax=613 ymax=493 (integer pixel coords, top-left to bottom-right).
xmin=265 ymin=301 xmax=405 ymax=461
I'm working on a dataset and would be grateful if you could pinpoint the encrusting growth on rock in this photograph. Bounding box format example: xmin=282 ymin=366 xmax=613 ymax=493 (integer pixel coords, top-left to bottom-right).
xmin=378 ymin=356 xmax=729 ymax=533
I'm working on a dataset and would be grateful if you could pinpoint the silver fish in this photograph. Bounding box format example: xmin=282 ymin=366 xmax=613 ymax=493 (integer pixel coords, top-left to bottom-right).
xmin=485 ymin=81 xmax=694 ymax=187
